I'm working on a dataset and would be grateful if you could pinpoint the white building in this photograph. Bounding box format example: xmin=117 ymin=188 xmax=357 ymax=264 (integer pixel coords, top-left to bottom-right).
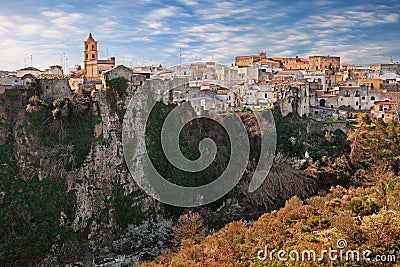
xmin=16 ymin=67 xmax=42 ymax=78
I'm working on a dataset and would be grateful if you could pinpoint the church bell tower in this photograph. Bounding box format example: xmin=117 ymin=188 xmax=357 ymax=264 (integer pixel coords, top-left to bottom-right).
xmin=84 ymin=33 xmax=98 ymax=75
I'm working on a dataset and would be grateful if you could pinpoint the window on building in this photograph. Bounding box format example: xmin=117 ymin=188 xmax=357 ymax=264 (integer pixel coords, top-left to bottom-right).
xmin=86 ymin=54 xmax=88 ymax=59
xmin=92 ymin=44 xmax=94 ymax=49
xmin=92 ymin=54 xmax=95 ymax=59
xmin=86 ymin=45 xmax=88 ymax=50
xmin=265 ymin=93 xmax=268 ymax=98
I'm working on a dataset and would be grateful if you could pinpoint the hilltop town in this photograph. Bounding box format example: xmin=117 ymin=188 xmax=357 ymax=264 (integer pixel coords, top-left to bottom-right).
xmin=1 ymin=33 xmax=399 ymax=123
xmin=1 ymin=33 xmax=400 ymax=267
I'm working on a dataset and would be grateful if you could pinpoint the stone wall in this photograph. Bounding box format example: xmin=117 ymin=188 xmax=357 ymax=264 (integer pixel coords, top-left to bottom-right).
xmin=309 ymin=56 xmax=340 ymax=72
xmin=37 ymin=79 xmax=73 ymax=100
xmin=380 ymin=64 xmax=400 ymax=74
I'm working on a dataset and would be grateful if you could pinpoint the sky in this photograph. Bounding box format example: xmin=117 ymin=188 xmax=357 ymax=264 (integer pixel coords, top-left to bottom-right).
xmin=0 ymin=0 xmax=399 ymax=71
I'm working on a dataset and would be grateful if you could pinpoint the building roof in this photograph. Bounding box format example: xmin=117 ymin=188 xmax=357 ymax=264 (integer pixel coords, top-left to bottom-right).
xmin=37 ymin=74 xmax=65 ymax=80
xmin=18 ymin=67 xmax=42 ymax=72
xmin=49 ymin=65 xmax=63 ymax=70
xmin=381 ymin=73 xmax=400 ymax=80
xmin=86 ymin=32 xmax=95 ymax=41
xmin=309 ymin=55 xmax=340 ymax=59
xmin=0 ymin=74 xmax=18 ymax=78
xmin=274 ymin=70 xmax=300 ymax=76
xmin=272 ymin=57 xmax=308 ymax=62
xmin=102 ymin=65 xmax=131 ymax=74
xmin=374 ymin=101 xmax=396 ymax=105
xmin=216 ymin=89 xmax=230 ymax=95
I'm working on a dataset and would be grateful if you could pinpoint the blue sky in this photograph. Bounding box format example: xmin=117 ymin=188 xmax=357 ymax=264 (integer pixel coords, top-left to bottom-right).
xmin=0 ymin=0 xmax=399 ymax=71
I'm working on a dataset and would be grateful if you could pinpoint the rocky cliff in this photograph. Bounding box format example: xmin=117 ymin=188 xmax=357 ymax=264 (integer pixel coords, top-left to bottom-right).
xmin=0 ymin=80 xmax=320 ymax=266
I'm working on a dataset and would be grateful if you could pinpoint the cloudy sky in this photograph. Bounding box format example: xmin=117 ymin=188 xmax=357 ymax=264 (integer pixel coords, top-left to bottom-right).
xmin=0 ymin=0 xmax=399 ymax=71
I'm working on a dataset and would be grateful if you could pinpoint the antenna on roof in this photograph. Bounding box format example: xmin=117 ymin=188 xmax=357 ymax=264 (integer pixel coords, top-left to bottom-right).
xmin=24 ymin=58 xmax=26 ymax=68
xmin=30 ymin=55 xmax=33 ymax=67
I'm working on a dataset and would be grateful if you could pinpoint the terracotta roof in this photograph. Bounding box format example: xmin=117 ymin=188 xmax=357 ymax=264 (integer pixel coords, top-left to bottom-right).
xmin=274 ymin=70 xmax=299 ymax=75
xmin=374 ymin=101 xmax=396 ymax=105
xmin=217 ymin=89 xmax=230 ymax=95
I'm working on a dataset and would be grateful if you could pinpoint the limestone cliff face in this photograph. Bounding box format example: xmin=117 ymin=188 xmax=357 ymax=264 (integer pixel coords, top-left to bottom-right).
xmin=0 ymin=81 xmax=318 ymax=266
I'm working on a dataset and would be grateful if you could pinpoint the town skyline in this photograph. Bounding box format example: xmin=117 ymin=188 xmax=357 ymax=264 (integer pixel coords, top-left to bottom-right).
xmin=0 ymin=0 xmax=400 ymax=71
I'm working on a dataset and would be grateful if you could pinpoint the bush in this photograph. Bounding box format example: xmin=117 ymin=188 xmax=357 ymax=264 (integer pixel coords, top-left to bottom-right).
xmin=53 ymin=97 xmax=70 ymax=108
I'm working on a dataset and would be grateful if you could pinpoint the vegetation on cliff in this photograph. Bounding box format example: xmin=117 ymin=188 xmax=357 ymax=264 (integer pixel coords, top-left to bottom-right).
xmin=105 ymin=77 xmax=129 ymax=123
xmin=2 ymin=85 xmax=399 ymax=267
xmin=0 ymin=91 xmax=97 ymax=265
xmin=142 ymin=120 xmax=400 ymax=267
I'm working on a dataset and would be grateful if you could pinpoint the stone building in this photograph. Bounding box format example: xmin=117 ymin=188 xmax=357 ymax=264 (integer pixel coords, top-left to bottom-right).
xmin=0 ymin=73 xmax=36 ymax=87
xmin=235 ymin=52 xmax=266 ymax=67
xmin=171 ymin=63 xmax=218 ymax=81
xmin=43 ymin=65 xmax=63 ymax=75
xmin=16 ymin=67 xmax=42 ymax=78
xmin=102 ymin=65 xmax=146 ymax=90
xmin=84 ymin=33 xmax=115 ymax=80
xmin=37 ymin=77 xmax=72 ymax=100
xmin=358 ymin=78 xmax=381 ymax=90
xmin=309 ymin=55 xmax=340 ymax=72
xmin=255 ymin=58 xmax=281 ymax=69
xmin=272 ymin=57 xmax=309 ymax=70
xmin=0 ymin=75 xmax=23 ymax=86
xmin=370 ymin=63 xmax=400 ymax=74
xmin=371 ymin=100 xmax=397 ymax=122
